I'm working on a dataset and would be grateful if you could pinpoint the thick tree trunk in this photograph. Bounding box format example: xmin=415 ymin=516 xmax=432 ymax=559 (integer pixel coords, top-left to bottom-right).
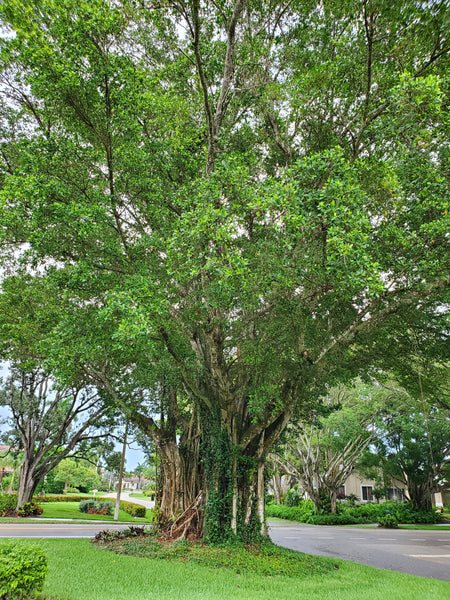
xmin=16 ymin=463 xmax=39 ymax=507
xmin=330 ymin=490 xmax=337 ymax=514
xmin=157 ymin=438 xmax=202 ymax=520
xmin=407 ymin=477 xmax=434 ymax=512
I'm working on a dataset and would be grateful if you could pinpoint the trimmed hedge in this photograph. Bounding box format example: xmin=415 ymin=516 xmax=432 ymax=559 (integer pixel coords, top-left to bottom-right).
xmin=33 ymin=494 xmax=147 ymax=518
xmin=34 ymin=494 xmax=98 ymax=503
xmin=266 ymin=501 xmax=442 ymax=525
xmin=0 ymin=542 xmax=47 ymax=599
xmin=119 ymin=500 xmax=146 ymax=518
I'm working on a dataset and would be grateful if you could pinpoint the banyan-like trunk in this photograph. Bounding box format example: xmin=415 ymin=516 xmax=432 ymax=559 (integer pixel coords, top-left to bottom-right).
xmin=198 ymin=394 xmax=294 ymax=543
xmin=202 ymin=428 xmax=267 ymax=543
xmin=406 ymin=476 xmax=434 ymax=512
xmin=16 ymin=462 xmax=39 ymax=507
xmin=157 ymin=438 xmax=202 ymax=520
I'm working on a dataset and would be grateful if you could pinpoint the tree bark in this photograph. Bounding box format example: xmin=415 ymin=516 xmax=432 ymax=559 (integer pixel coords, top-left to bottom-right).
xmin=16 ymin=460 xmax=39 ymax=507
xmin=406 ymin=477 xmax=434 ymax=512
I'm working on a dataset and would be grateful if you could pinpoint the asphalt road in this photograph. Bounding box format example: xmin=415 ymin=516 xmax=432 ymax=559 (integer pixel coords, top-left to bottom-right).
xmin=0 ymin=522 xmax=134 ymax=538
xmin=269 ymin=521 xmax=450 ymax=582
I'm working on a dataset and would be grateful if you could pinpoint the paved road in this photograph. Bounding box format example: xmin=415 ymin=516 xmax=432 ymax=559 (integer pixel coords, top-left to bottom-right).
xmin=0 ymin=522 xmax=136 ymax=538
xmin=269 ymin=521 xmax=450 ymax=582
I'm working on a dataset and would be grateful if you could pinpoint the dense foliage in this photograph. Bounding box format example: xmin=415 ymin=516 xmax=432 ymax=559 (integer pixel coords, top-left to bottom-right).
xmin=266 ymin=500 xmax=443 ymax=525
xmin=0 ymin=542 xmax=47 ymax=599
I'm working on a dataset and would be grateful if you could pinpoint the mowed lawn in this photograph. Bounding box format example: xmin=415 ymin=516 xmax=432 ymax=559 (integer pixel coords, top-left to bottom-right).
xmin=39 ymin=502 xmax=152 ymax=522
xmin=9 ymin=539 xmax=450 ymax=600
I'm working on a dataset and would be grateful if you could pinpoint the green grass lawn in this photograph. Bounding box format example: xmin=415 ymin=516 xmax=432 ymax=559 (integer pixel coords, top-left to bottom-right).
xmin=7 ymin=539 xmax=448 ymax=600
xmin=38 ymin=502 xmax=152 ymax=523
xmin=128 ymin=493 xmax=149 ymax=500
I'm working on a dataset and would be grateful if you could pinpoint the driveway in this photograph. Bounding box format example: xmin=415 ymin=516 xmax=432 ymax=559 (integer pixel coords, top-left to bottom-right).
xmin=269 ymin=521 xmax=450 ymax=582
xmin=101 ymin=491 xmax=155 ymax=509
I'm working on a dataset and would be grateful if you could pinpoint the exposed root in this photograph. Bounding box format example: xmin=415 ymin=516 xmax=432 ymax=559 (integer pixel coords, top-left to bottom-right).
xmin=157 ymin=492 xmax=204 ymax=542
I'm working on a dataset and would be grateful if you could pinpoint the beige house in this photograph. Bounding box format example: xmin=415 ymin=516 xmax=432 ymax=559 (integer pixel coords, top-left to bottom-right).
xmin=335 ymin=472 xmax=405 ymax=503
xmin=268 ymin=470 xmax=406 ymax=504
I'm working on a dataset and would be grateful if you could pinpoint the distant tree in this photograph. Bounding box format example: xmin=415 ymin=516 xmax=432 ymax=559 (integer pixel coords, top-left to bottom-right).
xmin=133 ymin=463 xmax=146 ymax=490
xmin=103 ymin=451 xmax=123 ymax=491
xmin=0 ymin=366 xmax=115 ymax=505
xmin=0 ymin=447 xmax=22 ymax=494
xmin=369 ymin=388 xmax=450 ymax=511
xmin=0 ymin=273 xmax=119 ymax=505
xmin=273 ymin=385 xmax=377 ymax=513
xmin=54 ymin=458 xmax=102 ymax=493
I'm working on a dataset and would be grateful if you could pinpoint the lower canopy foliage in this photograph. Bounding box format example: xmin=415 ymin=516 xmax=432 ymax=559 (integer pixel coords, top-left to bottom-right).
xmin=0 ymin=0 xmax=449 ymax=541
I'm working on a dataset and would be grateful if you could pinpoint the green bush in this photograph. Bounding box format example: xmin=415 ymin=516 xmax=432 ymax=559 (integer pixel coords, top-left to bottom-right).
xmin=266 ymin=500 xmax=316 ymax=523
xmin=0 ymin=542 xmax=47 ymax=599
xmin=120 ymin=500 xmax=146 ymax=518
xmin=285 ymin=486 xmax=303 ymax=507
xmin=79 ymin=500 xmax=114 ymax=515
xmin=79 ymin=499 xmax=98 ymax=513
xmin=17 ymin=502 xmax=43 ymax=517
xmin=308 ymin=513 xmax=368 ymax=525
xmin=34 ymin=494 xmax=96 ymax=503
xmin=97 ymin=500 xmax=114 ymax=515
xmin=267 ymin=501 xmax=442 ymax=525
xmin=378 ymin=513 xmax=399 ymax=528
xmin=0 ymin=495 xmax=17 ymax=516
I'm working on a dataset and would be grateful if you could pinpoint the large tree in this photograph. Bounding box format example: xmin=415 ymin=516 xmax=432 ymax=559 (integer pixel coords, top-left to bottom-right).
xmin=0 ymin=366 xmax=115 ymax=505
xmin=369 ymin=385 xmax=450 ymax=512
xmin=272 ymin=385 xmax=377 ymax=513
xmin=0 ymin=0 xmax=449 ymax=539
xmin=0 ymin=274 xmax=117 ymax=506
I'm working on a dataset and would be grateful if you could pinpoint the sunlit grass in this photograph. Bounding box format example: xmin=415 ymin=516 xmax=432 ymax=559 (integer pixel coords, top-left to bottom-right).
xmin=36 ymin=502 xmax=152 ymax=522
xmin=4 ymin=539 xmax=448 ymax=600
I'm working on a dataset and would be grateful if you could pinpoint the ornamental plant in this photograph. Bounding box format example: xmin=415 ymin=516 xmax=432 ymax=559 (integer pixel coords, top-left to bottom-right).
xmin=0 ymin=542 xmax=47 ymax=599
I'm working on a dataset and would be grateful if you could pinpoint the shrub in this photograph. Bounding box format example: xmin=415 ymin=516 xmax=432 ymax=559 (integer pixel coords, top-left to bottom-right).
xmin=0 ymin=495 xmax=17 ymax=516
xmin=92 ymin=525 xmax=149 ymax=543
xmin=35 ymin=494 xmax=100 ymax=503
xmin=97 ymin=500 xmax=114 ymax=515
xmin=267 ymin=500 xmax=443 ymax=525
xmin=307 ymin=513 xmax=368 ymax=525
xmin=79 ymin=499 xmax=113 ymax=515
xmin=378 ymin=513 xmax=399 ymax=528
xmin=17 ymin=502 xmax=43 ymax=517
xmin=0 ymin=542 xmax=47 ymax=599
xmin=79 ymin=499 xmax=98 ymax=513
xmin=120 ymin=501 xmax=146 ymax=518
xmin=266 ymin=501 xmax=315 ymax=523
xmin=285 ymin=486 xmax=303 ymax=507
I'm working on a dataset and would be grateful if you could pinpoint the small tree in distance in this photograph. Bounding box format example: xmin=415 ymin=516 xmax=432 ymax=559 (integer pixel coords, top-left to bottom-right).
xmin=272 ymin=385 xmax=377 ymax=513
xmin=0 ymin=366 xmax=115 ymax=505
